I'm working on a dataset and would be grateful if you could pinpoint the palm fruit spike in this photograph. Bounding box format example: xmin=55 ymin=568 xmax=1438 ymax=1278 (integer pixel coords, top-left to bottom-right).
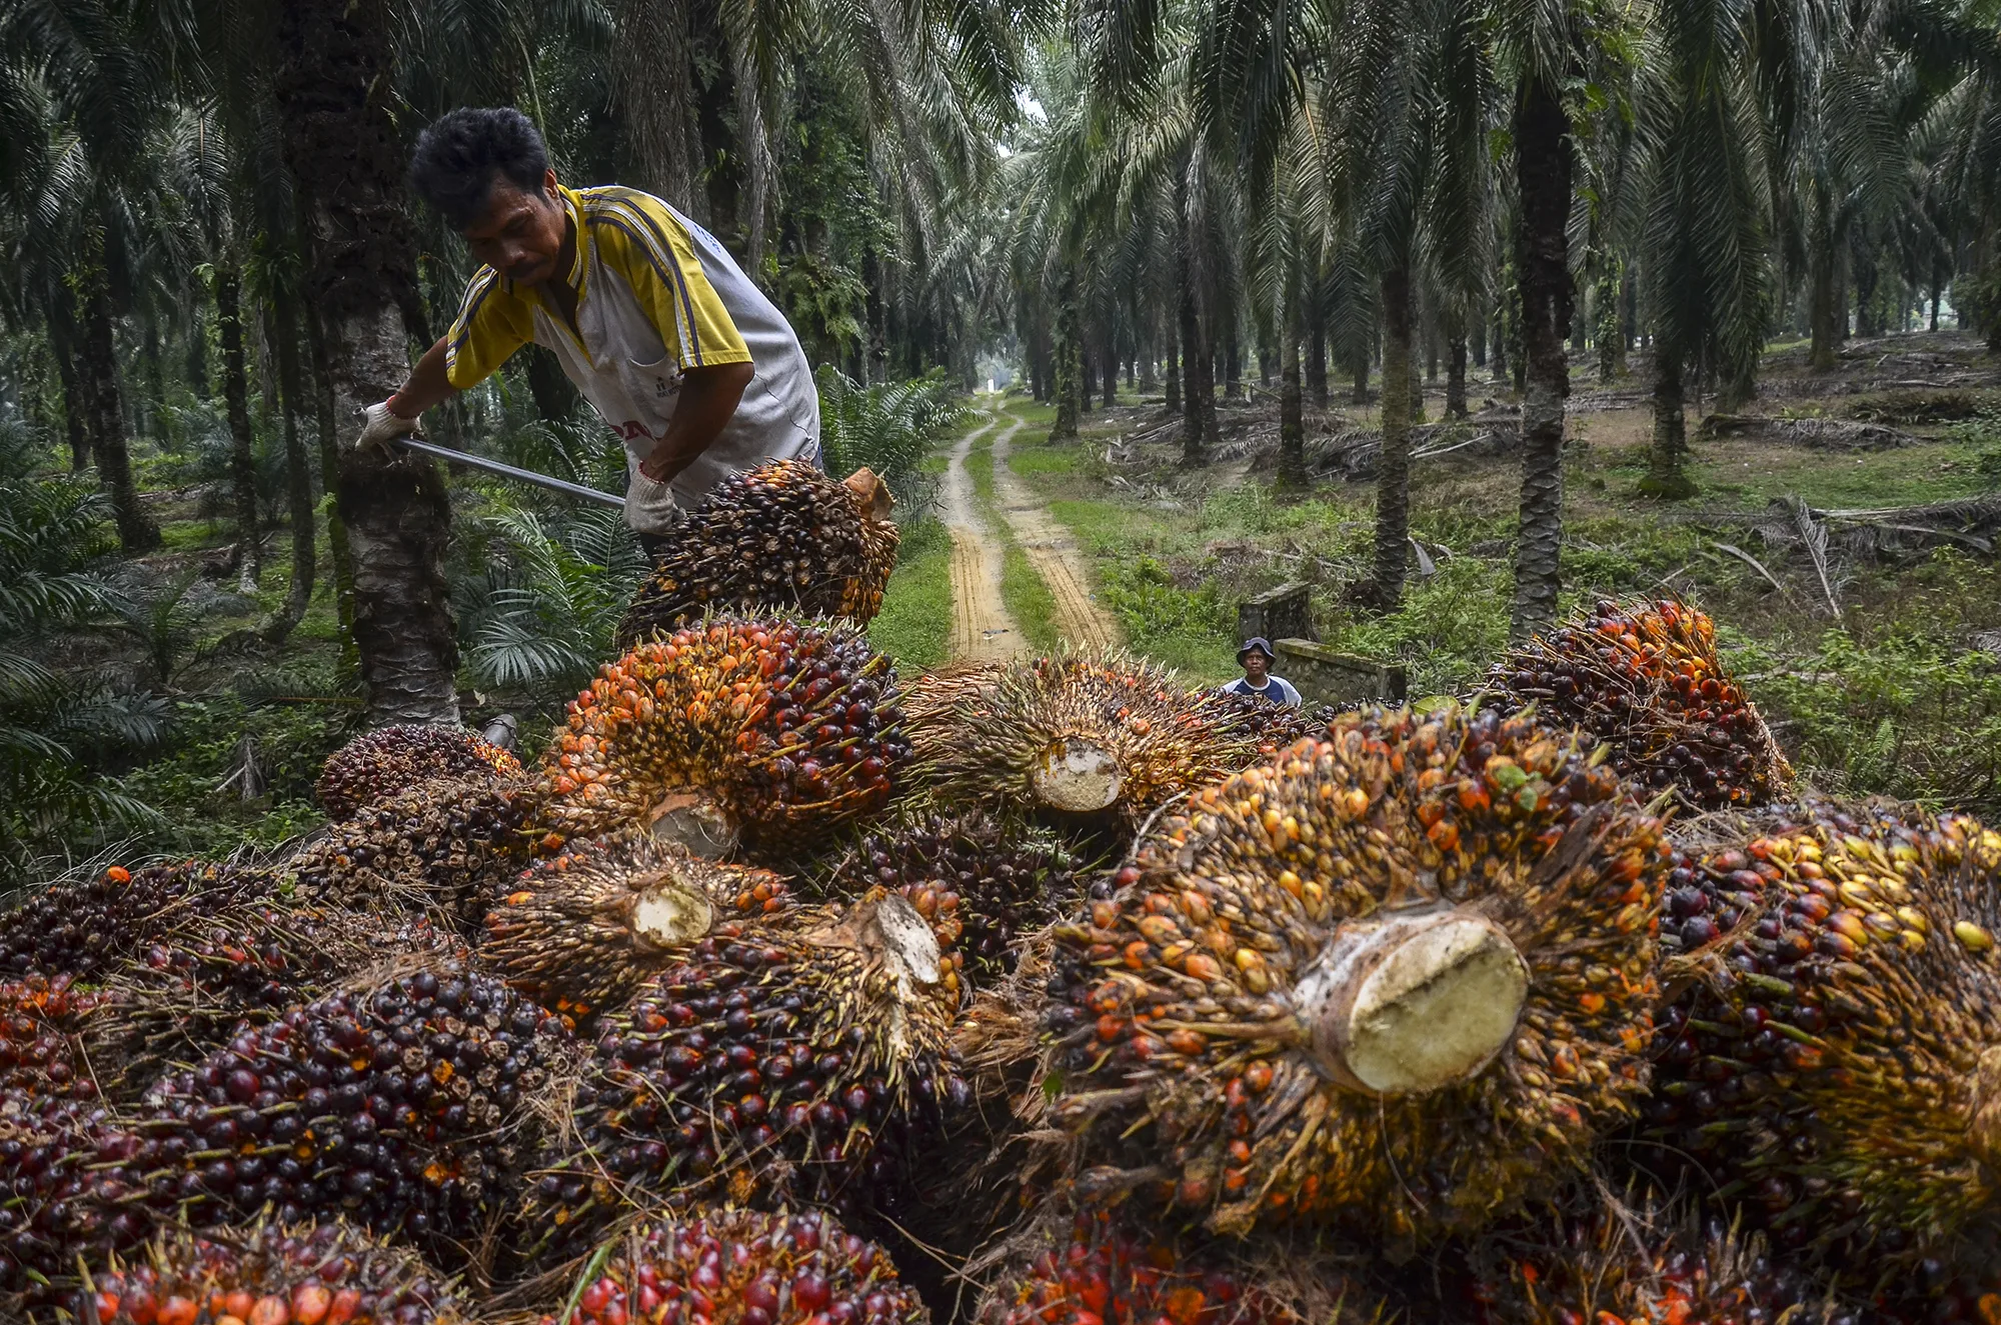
xmin=1644 ymin=797 xmax=2001 ymax=1264
xmin=1213 ymin=690 xmax=1342 ymax=764
xmin=0 ymin=861 xmax=270 ymax=982
xmin=1041 ymin=705 xmax=1668 ymax=1243
xmin=979 ymin=1204 xmax=1383 ymax=1325
xmin=86 ymin=902 xmax=455 ymax=1104
xmin=906 ymin=650 xmax=1257 ymax=821
xmin=542 ymin=1207 xmax=925 ymax=1325
xmin=480 ymin=828 xmax=791 ymax=1019
xmin=285 ymin=775 xmax=538 ymax=920
xmin=616 ymin=460 xmax=901 ymax=647
xmin=818 ymin=809 xmax=1086 ymax=982
xmin=92 ymin=963 xmax=572 ymax=1268
xmin=523 ymin=887 xmax=965 ymax=1261
xmin=1484 ymin=597 xmax=1790 ymax=810
xmin=539 ymin=616 xmax=908 ymax=858
xmin=1465 ymin=1197 xmax=1849 ymax=1325
xmin=0 ymin=974 xmax=107 ymax=1117
xmin=316 ymin=722 xmax=523 ymax=821
xmin=75 ymin=1219 xmax=463 ymax=1325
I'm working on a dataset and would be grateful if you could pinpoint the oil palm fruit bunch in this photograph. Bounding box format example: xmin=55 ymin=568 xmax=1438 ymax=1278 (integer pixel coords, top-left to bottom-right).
xmin=1465 ymin=1196 xmax=1847 ymax=1325
xmin=978 ymin=1204 xmax=1383 ymax=1325
xmin=0 ymin=975 xmax=107 ymax=1116
xmin=73 ymin=1219 xmax=463 ymax=1325
xmin=539 ymin=617 xmax=908 ymax=858
xmin=1213 ymin=691 xmax=1341 ymax=763
xmin=906 ymin=651 xmax=1255 ymax=823
xmin=1484 ymin=598 xmax=1790 ymax=810
xmin=818 ymin=810 xmax=1086 ymax=982
xmin=537 ymin=1207 xmax=922 ymax=1325
xmin=480 ymin=828 xmax=791 ymax=1020
xmin=523 ymin=887 xmax=965 ymax=1260
xmin=286 ymin=776 xmax=539 ymax=919
xmin=94 ymin=963 xmax=571 ymax=1265
xmin=1040 ymin=704 xmax=1668 ymax=1243
xmin=0 ymin=1105 xmax=151 ymax=1294
xmin=1644 ymin=798 xmax=2001 ymax=1265
xmin=0 ymin=861 xmax=271 ymax=982
xmin=617 ymin=461 xmax=901 ymax=647
xmin=317 ymin=723 xmax=522 ymax=821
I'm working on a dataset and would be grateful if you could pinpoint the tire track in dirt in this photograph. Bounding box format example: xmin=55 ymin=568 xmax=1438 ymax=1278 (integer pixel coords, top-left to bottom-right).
xmin=939 ymin=414 xmax=1020 ymax=660
xmin=989 ymin=409 xmax=1123 ymax=650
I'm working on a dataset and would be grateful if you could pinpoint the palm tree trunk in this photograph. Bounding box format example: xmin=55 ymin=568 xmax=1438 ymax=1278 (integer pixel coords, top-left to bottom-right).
xmin=1052 ymin=276 xmax=1081 ymax=439
xmin=1164 ymin=316 xmax=1181 ymax=414
xmin=1371 ymin=266 xmax=1414 ymax=608
xmin=263 ymin=289 xmax=318 ymax=643
xmin=1808 ymin=227 xmax=1840 ymax=372
xmin=1177 ymin=175 xmax=1216 ymax=466
xmin=1101 ymin=331 xmax=1118 ymax=406
xmin=48 ymin=316 xmax=92 ymax=472
xmin=1307 ymin=312 xmax=1328 ymax=408
xmin=274 ymin=0 xmax=458 ymax=726
xmin=1277 ymin=291 xmax=1308 ymax=492
xmin=613 ymin=0 xmax=698 ymax=209
xmin=1509 ymin=75 xmax=1574 ymax=641
xmin=215 ymin=261 xmax=263 ymax=591
xmin=1641 ymin=350 xmax=1695 ymax=499
xmin=1446 ymin=300 xmax=1468 ymax=419
xmin=302 ymin=295 xmax=359 ymax=678
xmin=77 ymin=267 xmax=159 ymax=552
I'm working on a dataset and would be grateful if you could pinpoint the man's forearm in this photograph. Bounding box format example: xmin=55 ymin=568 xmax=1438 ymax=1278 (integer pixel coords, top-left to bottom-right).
xmin=388 ymin=337 xmax=458 ymax=419
xmin=642 ymin=361 xmax=754 ymax=483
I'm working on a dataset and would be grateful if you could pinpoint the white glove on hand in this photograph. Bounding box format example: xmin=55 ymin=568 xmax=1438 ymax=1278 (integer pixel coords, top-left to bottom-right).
xmin=351 ymin=400 xmax=419 ymax=453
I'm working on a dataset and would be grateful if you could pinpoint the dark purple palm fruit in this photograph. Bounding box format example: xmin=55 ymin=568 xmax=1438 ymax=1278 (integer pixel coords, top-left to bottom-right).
xmin=0 ymin=974 xmax=108 ymax=1117
xmin=0 ymin=860 xmax=271 ymax=982
xmin=316 ymin=722 xmax=523 ymax=821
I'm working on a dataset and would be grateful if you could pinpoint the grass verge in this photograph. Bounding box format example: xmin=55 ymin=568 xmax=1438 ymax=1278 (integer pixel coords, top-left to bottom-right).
xmin=868 ymin=516 xmax=954 ymax=671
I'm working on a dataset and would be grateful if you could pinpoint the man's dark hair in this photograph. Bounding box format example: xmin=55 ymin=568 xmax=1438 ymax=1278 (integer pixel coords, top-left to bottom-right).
xmin=409 ymin=107 xmax=549 ymax=230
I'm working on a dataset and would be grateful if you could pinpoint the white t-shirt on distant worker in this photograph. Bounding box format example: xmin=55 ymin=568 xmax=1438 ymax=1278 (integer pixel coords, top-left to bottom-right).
xmin=443 ymin=183 xmax=821 ymax=533
xmin=1221 ymin=675 xmax=1303 ymax=708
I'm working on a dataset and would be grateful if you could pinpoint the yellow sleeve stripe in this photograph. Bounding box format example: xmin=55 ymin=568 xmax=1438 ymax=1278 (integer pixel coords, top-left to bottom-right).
xmin=586 ymin=208 xmax=705 ymax=366
xmin=587 ymin=190 xmax=749 ymax=369
xmin=445 ymin=267 xmax=502 ymax=372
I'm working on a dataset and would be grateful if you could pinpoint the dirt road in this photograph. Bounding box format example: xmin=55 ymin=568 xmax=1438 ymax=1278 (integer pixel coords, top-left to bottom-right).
xmin=938 ymin=414 xmax=1020 ymax=660
xmin=988 ymin=409 xmax=1123 ymax=650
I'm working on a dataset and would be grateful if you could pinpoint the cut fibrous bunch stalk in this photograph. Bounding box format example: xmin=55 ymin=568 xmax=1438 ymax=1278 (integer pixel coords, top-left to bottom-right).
xmin=1484 ymin=597 xmax=1790 ymax=809
xmin=316 ymin=722 xmax=523 ymax=822
xmin=523 ymin=887 xmax=965 ymax=1262
xmin=1645 ymin=797 xmax=2001 ymax=1268
xmin=617 ymin=460 xmax=902 ymax=646
xmin=284 ymin=774 xmax=539 ymax=921
xmin=1041 ymin=705 xmax=1668 ymax=1243
xmin=71 ymin=1218 xmax=464 ymax=1324
xmin=85 ymin=900 xmax=456 ymax=1103
xmin=520 ymin=1206 xmax=925 ymax=1325
xmin=976 ymin=1201 xmax=1390 ymax=1325
xmin=0 ymin=861 xmax=271 ymax=983
xmin=904 ymin=650 xmax=1256 ymax=824
xmin=480 ymin=827 xmax=790 ymax=1020
xmin=1463 ymin=1190 xmax=1850 ymax=1325
xmin=88 ymin=962 xmax=573 ymax=1271
xmin=817 ymin=808 xmax=1087 ymax=981
xmin=538 ymin=616 xmax=908 ymax=860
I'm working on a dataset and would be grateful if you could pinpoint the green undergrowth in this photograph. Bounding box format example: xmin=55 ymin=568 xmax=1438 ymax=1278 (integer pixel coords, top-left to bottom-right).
xmin=868 ymin=516 xmax=953 ymax=672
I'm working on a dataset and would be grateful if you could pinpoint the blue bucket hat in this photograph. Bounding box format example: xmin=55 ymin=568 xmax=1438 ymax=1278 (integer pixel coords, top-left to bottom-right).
xmin=1237 ymin=637 xmax=1276 ymax=664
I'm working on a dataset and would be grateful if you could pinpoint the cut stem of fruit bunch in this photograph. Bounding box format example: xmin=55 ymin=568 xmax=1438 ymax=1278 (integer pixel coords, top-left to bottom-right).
xmin=1040 ymin=704 xmax=1668 ymax=1243
xmin=1486 ymin=597 xmax=1790 ymax=810
xmin=617 ymin=460 xmax=902 ymax=647
xmin=538 ymin=615 xmax=909 ymax=862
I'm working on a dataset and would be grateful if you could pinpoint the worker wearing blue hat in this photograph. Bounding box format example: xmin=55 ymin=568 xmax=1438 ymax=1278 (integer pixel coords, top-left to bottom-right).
xmin=1221 ymin=637 xmax=1302 ymax=707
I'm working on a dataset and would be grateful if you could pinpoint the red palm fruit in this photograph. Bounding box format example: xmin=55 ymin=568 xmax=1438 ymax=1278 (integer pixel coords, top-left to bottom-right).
xmin=817 ymin=809 xmax=1086 ymax=982
xmin=540 ymin=1206 xmax=924 ymax=1325
xmin=315 ymin=723 xmax=522 ymax=822
xmin=0 ymin=860 xmax=271 ymax=982
xmin=904 ymin=651 xmax=1258 ymax=824
xmin=538 ymin=616 xmax=909 ymax=858
xmin=88 ymin=963 xmax=573 ymax=1271
xmin=480 ymin=828 xmax=791 ymax=1019
xmin=1041 ymin=704 xmax=1668 ymax=1244
xmin=1644 ymin=797 xmax=2001 ymax=1265
xmin=0 ymin=974 xmax=108 ymax=1115
xmin=979 ymin=1204 xmax=1387 ymax=1325
xmin=617 ymin=460 xmax=902 ymax=647
xmin=521 ymin=887 xmax=965 ymax=1263
xmin=75 ymin=1219 xmax=463 ymax=1324
xmin=284 ymin=775 xmax=537 ymax=919
xmin=1484 ymin=597 xmax=1791 ymax=810
xmin=1462 ymin=1195 xmax=1853 ymax=1325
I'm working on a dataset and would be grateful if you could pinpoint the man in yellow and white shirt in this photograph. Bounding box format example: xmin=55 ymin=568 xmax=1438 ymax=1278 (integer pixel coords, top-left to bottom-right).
xmin=356 ymin=107 xmax=820 ymax=546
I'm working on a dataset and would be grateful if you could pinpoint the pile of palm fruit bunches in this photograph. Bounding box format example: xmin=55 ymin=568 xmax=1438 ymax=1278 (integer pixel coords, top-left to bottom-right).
xmin=5 ymin=466 xmax=1999 ymax=1325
